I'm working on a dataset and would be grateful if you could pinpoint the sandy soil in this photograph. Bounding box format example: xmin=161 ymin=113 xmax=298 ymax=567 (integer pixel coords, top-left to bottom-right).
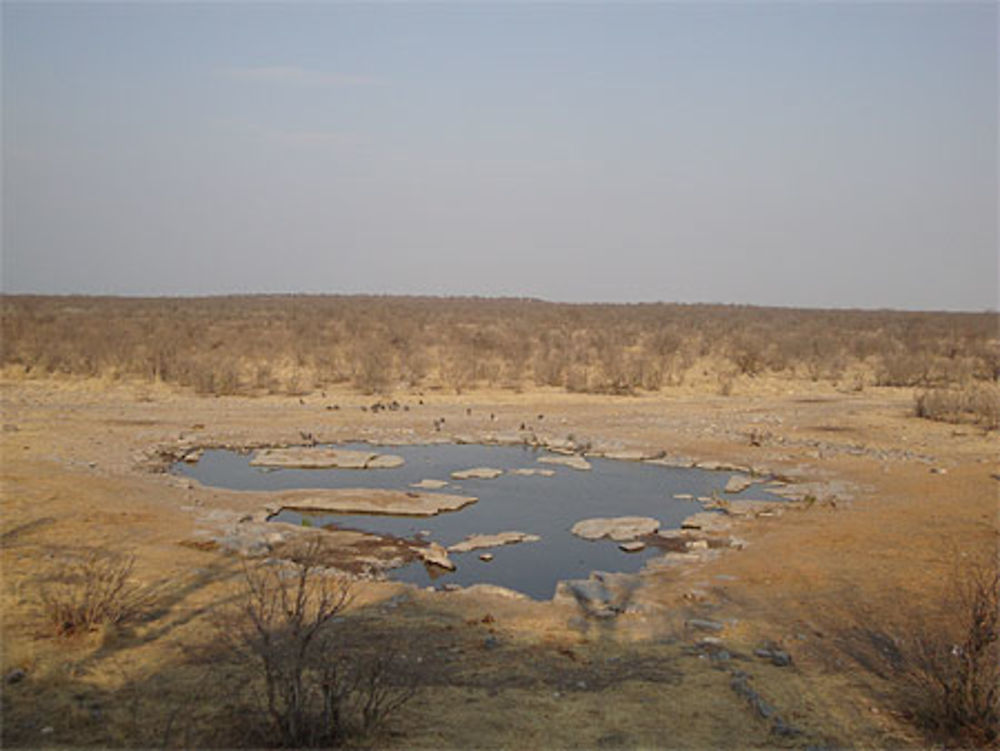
xmin=1 ymin=376 xmax=996 ymax=748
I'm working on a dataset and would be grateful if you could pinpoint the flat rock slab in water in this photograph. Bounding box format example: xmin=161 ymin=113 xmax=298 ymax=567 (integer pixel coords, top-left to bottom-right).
xmin=538 ymin=455 xmax=592 ymax=471
xmin=451 ymin=467 xmax=504 ymax=480
xmin=571 ymin=516 xmax=660 ymax=541
xmin=410 ymin=479 xmax=449 ymax=489
xmin=510 ymin=468 xmax=555 ymax=477
xmin=276 ymin=489 xmax=477 ymax=516
xmin=600 ymin=450 xmax=661 ymax=462
xmin=250 ymin=447 xmax=405 ymax=470
xmin=724 ymin=474 xmax=754 ymax=493
xmin=448 ymin=531 xmax=542 ymax=553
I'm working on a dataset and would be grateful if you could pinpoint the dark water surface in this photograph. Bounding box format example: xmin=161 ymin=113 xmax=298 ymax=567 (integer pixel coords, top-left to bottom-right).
xmin=175 ymin=443 xmax=783 ymax=599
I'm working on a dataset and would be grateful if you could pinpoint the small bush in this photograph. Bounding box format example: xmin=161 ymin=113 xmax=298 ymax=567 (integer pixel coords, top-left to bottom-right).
xmin=834 ymin=558 xmax=999 ymax=747
xmin=223 ymin=543 xmax=418 ymax=747
xmin=40 ymin=549 xmax=148 ymax=636
xmin=915 ymin=384 xmax=1000 ymax=430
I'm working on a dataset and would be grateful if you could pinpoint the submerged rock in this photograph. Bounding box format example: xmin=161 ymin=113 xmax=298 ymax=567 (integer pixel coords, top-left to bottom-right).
xmin=410 ymin=478 xmax=449 ymax=489
xmin=250 ymin=447 xmax=404 ymax=470
xmin=448 ymin=531 xmax=541 ymax=553
xmin=277 ymin=488 xmax=477 ymax=516
xmin=538 ymin=454 xmax=592 ymax=471
xmin=570 ymin=516 xmax=660 ymax=541
xmin=510 ymin=468 xmax=556 ymax=477
xmin=451 ymin=467 xmax=504 ymax=480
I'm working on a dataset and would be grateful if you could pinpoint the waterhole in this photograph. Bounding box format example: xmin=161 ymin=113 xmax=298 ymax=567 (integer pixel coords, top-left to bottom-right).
xmin=175 ymin=443 xmax=785 ymax=599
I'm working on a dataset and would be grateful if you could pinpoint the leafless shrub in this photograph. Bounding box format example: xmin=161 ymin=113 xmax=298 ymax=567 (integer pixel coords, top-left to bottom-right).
xmin=2 ymin=296 xmax=997 ymax=396
xmin=915 ymin=384 xmax=1000 ymax=430
xmin=223 ymin=544 xmax=417 ymax=747
xmin=352 ymin=344 xmax=392 ymax=395
xmin=833 ymin=558 xmax=999 ymax=747
xmin=39 ymin=549 xmax=150 ymax=636
xmin=729 ymin=335 xmax=766 ymax=377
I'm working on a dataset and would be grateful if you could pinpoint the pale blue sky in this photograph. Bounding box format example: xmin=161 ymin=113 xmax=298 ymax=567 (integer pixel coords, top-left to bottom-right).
xmin=2 ymin=2 xmax=997 ymax=310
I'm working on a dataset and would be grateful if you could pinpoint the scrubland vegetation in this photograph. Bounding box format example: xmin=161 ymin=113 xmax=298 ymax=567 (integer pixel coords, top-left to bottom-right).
xmin=833 ymin=557 xmax=999 ymax=748
xmin=2 ymin=295 xmax=997 ymax=398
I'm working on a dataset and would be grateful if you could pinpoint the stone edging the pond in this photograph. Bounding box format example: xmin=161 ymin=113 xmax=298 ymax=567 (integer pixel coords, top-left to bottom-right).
xmin=154 ymin=430 xmax=859 ymax=613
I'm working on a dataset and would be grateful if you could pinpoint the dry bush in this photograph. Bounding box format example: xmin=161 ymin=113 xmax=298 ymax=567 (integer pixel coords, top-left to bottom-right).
xmin=39 ymin=549 xmax=150 ymax=636
xmin=915 ymin=384 xmax=1000 ymax=430
xmin=833 ymin=558 xmax=999 ymax=747
xmin=222 ymin=545 xmax=418 ymax=747
xmin=2 ymin=295 xmax=997 ymax=397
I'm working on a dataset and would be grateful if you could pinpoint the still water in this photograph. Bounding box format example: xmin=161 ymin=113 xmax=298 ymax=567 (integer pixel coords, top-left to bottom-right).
xmin=176 ymin=443 xmax=783 ymax=599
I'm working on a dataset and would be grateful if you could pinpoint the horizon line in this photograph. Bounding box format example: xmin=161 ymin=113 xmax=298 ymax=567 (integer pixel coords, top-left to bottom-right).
xmin=1 ymin=291 xmax=996 ymax=316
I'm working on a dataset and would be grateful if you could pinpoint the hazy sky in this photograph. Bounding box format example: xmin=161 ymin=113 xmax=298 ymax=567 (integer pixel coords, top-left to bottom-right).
xmin=2 ymin=2 xmax=997 ymax=310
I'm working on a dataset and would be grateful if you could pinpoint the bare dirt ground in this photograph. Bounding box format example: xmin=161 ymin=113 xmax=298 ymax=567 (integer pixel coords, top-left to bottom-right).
xmin=1 ymin=376 xmax=997 ymax=748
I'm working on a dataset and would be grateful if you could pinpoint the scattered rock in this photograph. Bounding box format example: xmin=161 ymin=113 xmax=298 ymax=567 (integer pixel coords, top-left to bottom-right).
xmin=451 ymin=467 xmax=504 ymax=480
xmin=571 ymin=516 xmax=660 ymax=541
xmin=687 ymin=539 xmax=709 ymax=551
xmin=687 ymin=618 xmax=726 ymax=632
xmin=724 ymin=475 xmax=754 ymax=493
xmin=479 ymin=553 xmax=494 ymax=562
xmin=722 ymin=500 xmax=786 ymax=517
xmin=619 ymin=540 xmax=646 ymax=552
xmin=416 ymin=542 xmax=455 ymax=570
xmin=554 ymin=571 xmax=637 ymax=617
xmin=754 ymin=647 xmax=792 ymax=667
xmin=410 ymin=479 xmax=449 ymax=490
xmin=656 ymin=528 xmax=690 ymax=540
xmin=448 ymin=531 xmax=541 ymax=553
xmin=5 ymin=669 xmax=26 ymax=685
xmin=673 ymin=493 xmax=694 ymax=500
xmin=538 ymin=454 xmax=592 ymax=471
xmin=181 ymin=448 xmax=204 ymax=463
xmin=680 ymin=512 xmax=731 ymax=533
xmin=930 ymin=467 xmax=948 ymax=475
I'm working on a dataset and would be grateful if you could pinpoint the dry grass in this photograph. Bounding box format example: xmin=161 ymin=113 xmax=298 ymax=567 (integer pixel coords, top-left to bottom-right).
xmin=38 ymin=548 xmax=151 ymax=637
xmin=2 ymin=295 xmax=997 ymax=400
xmin=915 ymin=383 xmax=1000 ymax=430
